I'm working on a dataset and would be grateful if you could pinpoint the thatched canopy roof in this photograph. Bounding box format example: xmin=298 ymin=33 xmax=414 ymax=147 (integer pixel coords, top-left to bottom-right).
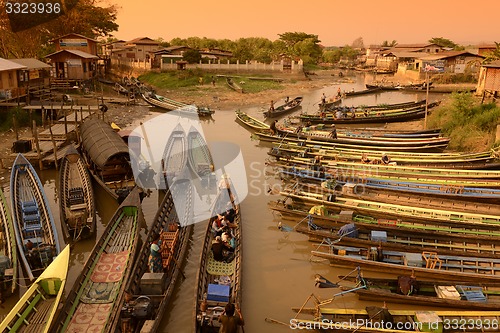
xmin=80 ymin=118 xmax=130 ymax=169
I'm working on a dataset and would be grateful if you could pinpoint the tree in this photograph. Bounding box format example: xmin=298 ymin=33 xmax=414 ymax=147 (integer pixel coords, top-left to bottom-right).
xmin=155 ymin=37 xmax=170 ymax=48
xmin=278 ymin=32 xmax=320 ymax=48
xmin=381 ymin=40 xmax=398 ymax=47
xmin=429 ymin=37 xmax=458 ymax=49
xmin=183 ymin=49 xmax=202 ymax=64
xmin=294 ymin=38 xmax=322 ymax=64
xmin=483 ymin=42 xmax=500 ymax=63
xmin=0 ymin=0 xmax=118 ymax=58
xmin=351 ymin=37 xmax=365 ymax=49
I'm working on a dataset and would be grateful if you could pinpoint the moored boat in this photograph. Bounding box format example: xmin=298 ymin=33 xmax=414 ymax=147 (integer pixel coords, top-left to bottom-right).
xmin=195 ymin=179 xmax=242 ymax=332
xmin=0 ymin=244 xmax=70 ymax=333
xmin=142 ymin=91 xmax=214 ymax=116
xmin=187 ymin=125 xmax=215 ymax=179
xmin=10 ymin=153 xmax=61 ymax=281
xmin=162 ymin=123 xmax=188 ymax=188
xmin=226 ymin=77 xmax=244 ymax=93
xmin=0 ymin=186 xmax=17 ymax=296
xmin=263 ymin=96 xmax=303 ymax=118
xmin=53 ymin=187 xmax=142 ymax=333
xmin=235 ymin=110 xmax=269 ymax=131
xmin=80 ymin=118 xmax=136 ymax=202
xmin=114 ymin=179 xmax=194 ymax=332
xmin=58 ymin=144 xmax=96 ymax=240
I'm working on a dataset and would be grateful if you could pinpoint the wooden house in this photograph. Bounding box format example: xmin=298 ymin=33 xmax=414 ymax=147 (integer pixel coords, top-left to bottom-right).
xmin=0 ymin=58 xmax=26 ymax=101
xmin=49 ymin=33 xmax=98 ymax=56
xmin=390 ymin=43 xmax=443 ymax=54
xmin=45 ymin=49 xmax=98 ymax=81
xmin=417 ymin=51 xmax=485 ymax=74
xmin=476 ymin=44 xmax=498 ymax=56
xmin=476 ymin=60 xmax=500 ymax=97
xmin=9 ymin=58 xmax=51 ymax=101
xmin=112 ymin=37 xmax=160 ymax=61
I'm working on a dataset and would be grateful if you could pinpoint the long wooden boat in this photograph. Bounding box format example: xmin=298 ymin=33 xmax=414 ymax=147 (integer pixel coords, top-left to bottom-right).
xmin=312 ymin=245 xmax=500 ymax=283
xmin=274 ymin=128 xmax=451 ymax=149
xmin=319 ymin=102 xmax=438 ymax=117
xmin=280 ymin=189 xmax=500 ymax=229
xmin=80 ymin=118 xmax=136 ymax=202
xmin=58 ymin=145 xmax=96 ymax=240
xmin=187 ymin=125 xmax=215 ymax=179
xmin=344 ymin=87 xmax=382 ymax=96
xmin=268 ymin=200 xmax=500 ymax=239
xmin=290 ymin=306 xmax=500 ymax=332
xmin=271 ymin=141 xmax=496 ymax=165
xmin=256 ymin=131 xmax=449 ymax=152
xmin=318 ymin=96 xmax=341 ymax=110
xmin=293 ymin=216 xmax=500 ymax=259
xmin=0 ymin=244 xmax=69 ymax=333
xmin=342 ymin=272 xmax=500 ymax=310
xmin=0 ymin=186 xmax=17 ymax=296
xmin=235 ymin=110 xmax=269 ymax=131
xmin=226 ymin=77 xmax=244 ymax=93
xmin=264 ymin=96 xmax=303 ymax=118
xmin=298 ymin=107 xmax=437 ymax=125
xmin=10 ymin=153 xmax=61 ymax=281
xmin=279 ymin=167 xmax=500 ymax=201
xmin=323 ymin=99 xmax=429 ymax=113
xmin=142 ymin=92 xmax=214 ymax=116
xmin=195 ymin=181 xmax=242 ymax=332
xmin=53 ymin=188 xmax=142 ymax=333
xmin=162 ymin=123 xmax=188 ymax=188
xmin=113 ymin=179 xmax=194 ymax=333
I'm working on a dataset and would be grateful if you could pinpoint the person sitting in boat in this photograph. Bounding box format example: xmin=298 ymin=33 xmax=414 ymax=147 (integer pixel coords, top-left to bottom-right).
xmin=222 ymin=231 xmax=236 ymax=249
xmin=294 ymin=124 xmax=303 ymax=134
xmin=329 ymin=126 xmax=337 ymax=139
xmin=211 ymin=215 xmax=226 ymax=237
xmin=211 ymin=236 xmax=234 ymax=262
xmin=361 ymin=153 xmax=371 ymax=164
xmin=148 ymin=233 xmax=163 ymax=273
xmin=223 ymin=202 xmax=237 ymax=224
xmin=381 ymin=153 xmax=391 ymax=165
xmin=363 ymin=109 xmax=369 ymax=117
xmin=335 ymin=109 xmax=343 ymax=119
xmin=270 ymin=119 xmax=278 ymax=135
xmin=350 ymin=107 xmax=356 ymax=118
xmin=219 ymin=302 xmax=244 ymax=333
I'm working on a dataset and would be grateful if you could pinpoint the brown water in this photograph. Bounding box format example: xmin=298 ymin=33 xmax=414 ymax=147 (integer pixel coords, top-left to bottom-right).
xmin=1 ymin=73 xmax=447 ymax=332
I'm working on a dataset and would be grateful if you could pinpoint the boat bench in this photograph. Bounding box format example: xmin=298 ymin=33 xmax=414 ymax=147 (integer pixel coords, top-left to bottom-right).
xmin=22 ymin=201 xmax=42 ymax=233
xmin=68 ymin=187 xmax=85 ymax=205
xmin=439 ymin=263 xmax=500 ymax=273
xmin=25 ymin=237 xmax=43 ymax=249
xmin=456 ymin=285 xmax=486 ymax=302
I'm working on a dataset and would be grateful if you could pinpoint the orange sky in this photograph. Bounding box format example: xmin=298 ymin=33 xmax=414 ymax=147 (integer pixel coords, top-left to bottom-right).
xmin=114 ymin=0 xmax=499 ymax=46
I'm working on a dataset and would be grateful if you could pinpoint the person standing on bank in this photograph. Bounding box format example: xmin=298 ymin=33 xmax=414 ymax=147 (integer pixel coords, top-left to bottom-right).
xmin=218 ymin=302 xmax=244 ymax=333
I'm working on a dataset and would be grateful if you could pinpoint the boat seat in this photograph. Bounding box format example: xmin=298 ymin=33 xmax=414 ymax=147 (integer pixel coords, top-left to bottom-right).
xmin=25 ymin=237 xmax=43 ymax=249
xmin=68 ymin=187 xmax=85 ymax=206
xmin=456 ymin=285 xmax=486 ymax=302
xmin=21 ymin=201 xmax=42 ymax=233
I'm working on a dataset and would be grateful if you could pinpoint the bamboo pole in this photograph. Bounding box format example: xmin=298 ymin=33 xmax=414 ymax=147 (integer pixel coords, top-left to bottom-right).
xmin=49 ymin=125 xmax=58 ymax=170
xmin=32 ymin=120 xmax=42 ymax=170
xmin=41 ymin=107 xmax=45 ymax=128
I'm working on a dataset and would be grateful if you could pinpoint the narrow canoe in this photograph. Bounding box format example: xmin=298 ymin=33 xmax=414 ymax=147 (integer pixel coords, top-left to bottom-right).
xmin=0 ymin=244 xmax=70 ymax=333
xmin=58 ymin=145 xmax=96 ymax=240
xmin=264 ymin=96 xmax=303 ymax=118
xmin=345 ymin=273 xmax=500 ymax=310
xmin=113 ymin=179 xmax=194 ymax=332
xmin=162 ymin=123 xmax=188 ymax=188
xmin=235 ymin=110 xmax=269 ymax=131
xmin=187 ymin=125 xmax=215 ymax=179
xmin=142 ymin=92 xmax=214 ymax=116
xmin=344 ymin=87 xmax=382 ymax=96
xmin=311 ymin=246 xmax=500 ymax=283
xmin=0 ymin=186 xmax=17 ymax=295
xmin=53 ymin=188 xmax=142 ymax=333
xmin=195 ymin=181 xmax=242 ymax=332
xmin=10 ymin=153 xmax=60 ymax=281
xmin=291 ymin=307 xmax=500 ymax=332
xmin=226 ymin=77 xmax=244 ymax=93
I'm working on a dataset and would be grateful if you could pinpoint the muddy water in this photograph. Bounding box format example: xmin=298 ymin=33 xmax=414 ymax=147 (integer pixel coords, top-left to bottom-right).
xmin=0 ymin=73 xmax=445 ymax=332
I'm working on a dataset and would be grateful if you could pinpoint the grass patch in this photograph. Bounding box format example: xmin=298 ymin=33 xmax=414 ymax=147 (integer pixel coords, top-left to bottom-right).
xmin=237 ymin=79 xmax=282 ymax=93
xmin=427 ymin=92 xmax=500 ymax=151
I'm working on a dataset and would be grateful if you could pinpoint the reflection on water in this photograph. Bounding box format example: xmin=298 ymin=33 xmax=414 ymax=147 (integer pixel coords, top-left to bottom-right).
xmin=0 ymin=73 xmax=447 ymax=332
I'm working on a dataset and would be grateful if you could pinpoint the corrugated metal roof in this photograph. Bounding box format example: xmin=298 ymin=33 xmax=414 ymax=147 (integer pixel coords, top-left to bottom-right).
xmin=80 ymin=118 xmax=130 ymax=169
xmin=0 ymin=58 xmax=27 ymax=71
xmin=45 ymin=49 xmax=99 ymax=59
xmin=9 ymin=58 xmax=51 ymax=69
xmin=383 ymin=51 xmax=428 ymax=59
xmin=484 ymin=60 xmax=500 ymax=68
xmin=419 ymin=51 xmax=485 ymax=61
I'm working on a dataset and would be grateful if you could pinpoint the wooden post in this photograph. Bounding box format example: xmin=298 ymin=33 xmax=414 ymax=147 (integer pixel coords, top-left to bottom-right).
xmin=64 ymin=106 xmax=68 ymax=135
xmin=32 ymin=120 xmax=43 ymax=170
xmin=28 ymin=109 xmax=32 ymax=133
xmin=49 ymin=125 xmax=58 ymax=170
xmin=13 ymin=114 xmax=19 ymax=141
xmin=50 ymin=106 xmax=54 ymax=127
xmin=80 ymin=107 xmax=83 ymax=124
xmin=41 ymin=107 xmax=46 ymax=128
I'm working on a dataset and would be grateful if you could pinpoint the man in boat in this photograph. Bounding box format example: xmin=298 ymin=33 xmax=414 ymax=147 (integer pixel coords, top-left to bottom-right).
xmin=219 ymin=302 xmax=244 ymax=333
xmin=361 ymin=153 xmax=371 ymax=164
xmin=269 ymin=119 xmax=278 ymax=135
xmin=269 ymin=100 xmax=275 ymax=112
xmin=329 ymin=125 xmax=337 ymax=139
xmin=337 ymin=87 xmax=341 ymax=98
xmin=211 ymin=236 xmax=234 ymax=262
xmin=148 ymin=233 xmax=163 ymax=273
xmin=285 ymin=96 xmax=290 ymax=103
xmin=381 ymin=153 xmax=391 ymax=165
xmin=321 ymin=93 xmax=326 ymax=105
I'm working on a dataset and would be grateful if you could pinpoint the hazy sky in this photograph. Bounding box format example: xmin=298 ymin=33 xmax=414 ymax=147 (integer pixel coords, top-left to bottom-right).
xmin=114 ymin=0 xmax=499 ymax=46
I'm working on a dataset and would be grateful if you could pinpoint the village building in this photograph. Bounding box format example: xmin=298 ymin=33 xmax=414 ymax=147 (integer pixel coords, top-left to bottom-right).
xmin=45 ymin=33 xmax=99 ymax=84
xmin=476 ymin=60 xmax=500 ymax=97
xmin=0 ymin=58 xmax=26 ymax=101
xmin=9 ymin=58 xmax=52 ymax=101
xmin=111 ymin=37 xmax=160 ymax=61
xmin=417 ymin=51 xmax=484 ymax=74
